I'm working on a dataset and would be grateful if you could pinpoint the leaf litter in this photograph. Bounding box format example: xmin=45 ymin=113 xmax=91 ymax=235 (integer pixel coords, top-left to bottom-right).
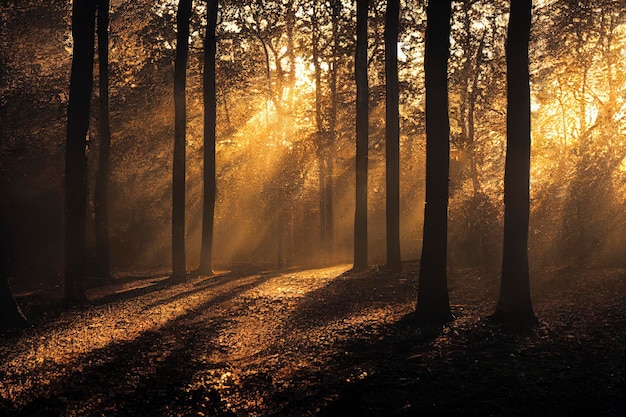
xmin=0 ymin=263 xmax=624 ymax=416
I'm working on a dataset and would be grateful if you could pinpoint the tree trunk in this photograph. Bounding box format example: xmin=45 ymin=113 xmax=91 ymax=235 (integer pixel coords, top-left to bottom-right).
xmin=199 ymin=0 xmax=218 ymax=276
xmin=94 ymin=0 xmax=111 ymax=279
xmin=353 ymin=0 xmax=369 ymax=271
xmin=492 ymin=0 xmax=536 ymax=323
xmin=415 ymin=0 xmax=453 ymax=323
xmin=172 ymin=0 xmax=193 ymax=282
xmin=385 ymin=0 xmax=401 ymax=271
xmin=311 ymin=14 xmax=327 ymax=252
xmin=324 ymin=0 xmax=340 ymax=258
xmin=65 ymin=0 xmax=97 ymax=303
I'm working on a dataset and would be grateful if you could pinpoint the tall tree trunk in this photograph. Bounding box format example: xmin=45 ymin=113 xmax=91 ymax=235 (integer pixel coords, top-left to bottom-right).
xmin=492 ymin=0 xmax=536 ymax=323
xmin=65 ymin=0 xmax=97 ymax=303
xmin=415 ymin=0 xmax=453 ymax=323
xmin=324 ymin=0 xmax=340 ymax=258
xmin=172 ymin=0 xmax=192 ymax=282
xmin=353 ymin=0 xmax=369 ymax=271
xmin=311 ymin=13 xmax=327 ymax=251
xmin=199 ymin=0 xmax=218 ymax=276
xmin=94 ymin=0 xmax=111 ymax=279
xmin=385 ymin=0 xmax=401 ymax=271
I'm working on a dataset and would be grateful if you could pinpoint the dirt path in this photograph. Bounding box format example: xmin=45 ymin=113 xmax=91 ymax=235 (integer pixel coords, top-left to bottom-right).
xmin=1 ymin=263 xmax=624 ymax=416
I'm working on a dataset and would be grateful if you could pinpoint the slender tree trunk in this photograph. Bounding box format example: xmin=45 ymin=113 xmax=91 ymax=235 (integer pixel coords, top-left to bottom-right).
xmin=385 ymin=0 xmax=401 ymax=271
xmin=324 ymin=0 xmax=340 ymax=258
xmin=284 ymin=7 xmax=296 ymax=266
xmin=199 ymin=0 xmax=218 ymax=276
xmin=94 ymin=0 xmax=111 ymax=279
xmin=311 ymin=14 xmax=327 ymax=251
xmin=492 ymin=0 xmax=536 ymax=323
xmin=172 ymin=0 xmax=192 ymax=282
xmin=353 ymin=0 xmax=369 ymax=271
xmin=65 ymin=0 xmax=97 ymax=303
xmin=415 ymin=0 xmax=453 ymax=323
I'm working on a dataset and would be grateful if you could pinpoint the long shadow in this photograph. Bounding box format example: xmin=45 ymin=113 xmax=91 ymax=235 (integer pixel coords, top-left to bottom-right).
xmin=12 ymin=274 xmax=172 ymax=325
xmin=92 ymin=272 xmax=235 ymax=309
xmin=11 ymin=271 xmax=254 ymax=329
xmin=137 ymin=267 xmax=313 ymax=312
xmin=305 ymin=315 xmax=624 ymax=417
xmin=3 ymin=273 xmax=275 ymax=416
xmin=259 ymin=265 xmax=624 ymax=417
xmin=281 ymin=263 xmax=419 ymax=334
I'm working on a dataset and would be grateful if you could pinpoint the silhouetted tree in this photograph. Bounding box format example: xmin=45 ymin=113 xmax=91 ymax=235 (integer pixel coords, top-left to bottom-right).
xmin=94 ymin=0 xmax=111 ymax=279
xmin=353 ymin=0 xmax=369 ymax=271
xmin=65 ymin=0 xmax=97 ymax=302
xmin=310 ymin=2 xmax=335 ymax=254
xmin=385 ymin=0 xmax=401 ymax=271
xmin=416 ymin=0 xmax=453 ymax=323
xmin=311 ymin=7 xmax=327 ymax=249
xmin=492 ymin=0 xmax=536 ymax=323
xmin=172 ymin=0 xmax=192 ymax=282
xmin=0 ymin=218 xmax=26 ymax=331
xmin=325 ymin=0 xmax=340 ymax=257
xmin=198 ymin=0 xmax=218 ymax=276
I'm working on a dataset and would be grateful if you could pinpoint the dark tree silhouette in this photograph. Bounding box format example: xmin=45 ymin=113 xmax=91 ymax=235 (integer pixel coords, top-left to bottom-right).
xmin=492 ymin=0 xmax=536 ymax=323
xmin=325 ymin=0 xmax=340 ymax=257
xmin=415 ymin=0 xmax=453 ymax=323
xmin=0 ymin=218 xmax=26 ymax=331
xmin=94 ymin=0 xmax=111 ymax=279
xmin=353 ymin=0 xmax=369 ymax=271
xmin=65 ymin=0 xmax=97 ymax=302
xmin=172 ymin=0 xmax=193 ymax=282
xmin=311 ymin=9 xmax=328 ymax=250
xmin=198 ymin=0 xmax=218 ymax=276
xmin=385 ymin=0 xmax=401 ymax=271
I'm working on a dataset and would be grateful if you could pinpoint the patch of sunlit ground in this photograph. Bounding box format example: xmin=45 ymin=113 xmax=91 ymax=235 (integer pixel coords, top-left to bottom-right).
xmin=0 ymin=273 xmax=258 ymax=405
xmin=0 ymin=266 xmax=351 ymax=410
xmin=1 ymin=264 xmax=624 ymax=416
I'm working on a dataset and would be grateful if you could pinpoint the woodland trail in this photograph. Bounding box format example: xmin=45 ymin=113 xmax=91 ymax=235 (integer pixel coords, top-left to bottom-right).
xmin=1 ymin=262 xmax=624 ymax=416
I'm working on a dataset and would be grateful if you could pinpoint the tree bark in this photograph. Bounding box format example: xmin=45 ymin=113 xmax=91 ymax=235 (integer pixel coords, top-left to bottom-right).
xmin=385 ymin=0 xmax=401 ymax=271
xmin=416 ymin=0 xmax=453 ymax=323
xmin=492 ymin=0 xmax=536 ymax=323
xmin=65 ymin=0 xmax=97 ymax=303
xmin=353 ymin=0 xmax=369 ymax=271
xmin=172 ymin=0 xmax=193 ymax=282
xmin=198 ymin=0 xmax=218 ymax=276
xmin=95 ymin=0 xmax=111 ymax=279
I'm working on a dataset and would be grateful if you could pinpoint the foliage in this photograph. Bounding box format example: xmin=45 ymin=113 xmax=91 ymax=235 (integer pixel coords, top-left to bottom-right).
xmin=0 ymin=0 xmax=624 ymax=288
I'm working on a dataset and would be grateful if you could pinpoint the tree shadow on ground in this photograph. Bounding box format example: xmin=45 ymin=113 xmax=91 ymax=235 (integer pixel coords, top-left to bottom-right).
xmin=2 ymin=272 xmax=278 ymax=416
xmin=11 ymin=270 xmax=262 ymax=327
xmin=261 ymin=265 xmax=624 ymax=417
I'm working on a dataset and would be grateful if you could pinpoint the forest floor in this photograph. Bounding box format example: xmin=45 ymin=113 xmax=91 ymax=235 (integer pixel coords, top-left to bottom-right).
xmin=0 ymin=261 xmax=624 ymax=416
